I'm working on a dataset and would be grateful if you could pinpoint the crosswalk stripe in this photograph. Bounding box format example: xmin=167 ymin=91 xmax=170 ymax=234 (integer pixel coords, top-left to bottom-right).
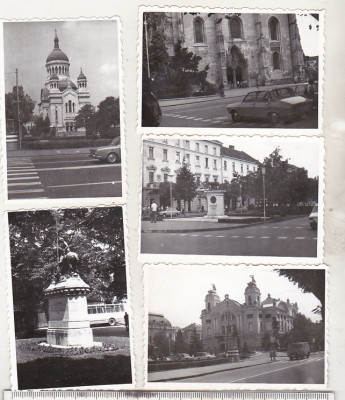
xmin=8 ymin=182 xmax=42 ymax=187
xmin=8 ymin=188 xmax=45 ymax=194
xmin=8 ymin=176 xmax=40 ymax=181
xmin=216 ymin=235 xmax=225 ymax=238
xmin=245 ymin=236 xmax=254 ymax=239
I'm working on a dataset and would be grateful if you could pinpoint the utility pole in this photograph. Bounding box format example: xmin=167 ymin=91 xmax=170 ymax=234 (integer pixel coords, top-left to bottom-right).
xmin=144 ymin=13 xmax=151 ymax=78
xmin=15 ymin=69 xmax=22 ymax=150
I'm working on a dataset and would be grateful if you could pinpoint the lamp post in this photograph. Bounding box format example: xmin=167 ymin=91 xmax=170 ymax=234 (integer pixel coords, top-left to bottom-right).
xmin=261 ymin=165 xmax=266 ymax=221
xmin=239 ymin=183 xmax=243 ymax=214
xmin=170 ymin=181 xmax=173 ymax=207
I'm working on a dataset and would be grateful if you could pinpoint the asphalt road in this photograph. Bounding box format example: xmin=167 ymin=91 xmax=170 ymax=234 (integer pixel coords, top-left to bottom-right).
xmin=160 ymin=96 xmax=318 ymax=129
xmin=7 ymin=153 xmax=122 ymax=199
xmin=92 ymin=325 xmax=129 ymax=338
xmin=141 ymin=216 xmax=317 ymax=257
xmin=177 ymin=353 xmax=324 ymax=384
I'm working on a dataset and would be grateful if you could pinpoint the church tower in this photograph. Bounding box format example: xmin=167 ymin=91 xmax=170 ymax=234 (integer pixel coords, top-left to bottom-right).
xmin=205 ymin=284 xmax=220 ymax=312
xmin=244 ymin=275 xmax=261 ymax=307
xmin=77 ymin=68 xmax=90 ymax=109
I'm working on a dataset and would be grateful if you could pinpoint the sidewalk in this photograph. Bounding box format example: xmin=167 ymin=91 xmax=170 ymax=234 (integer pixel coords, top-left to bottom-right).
xmin=148 ymin=353 xmax=285 ymax=382
xmin=141 ymin=215 xmax=306 ymax=233
xmin=158 ymin=83 xmax=298 ymax=108
xmin=7 ymin=147 xmax=91 ymax=158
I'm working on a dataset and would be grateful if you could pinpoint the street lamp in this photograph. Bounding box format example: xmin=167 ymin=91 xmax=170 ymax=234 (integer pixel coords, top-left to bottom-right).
xmin=239 ymin=183 xmax=243 ymax=214
xmin=261 ymin=165 xmax=266 ymax=221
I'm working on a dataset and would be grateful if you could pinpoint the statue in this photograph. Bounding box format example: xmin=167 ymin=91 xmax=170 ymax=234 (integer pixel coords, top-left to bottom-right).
xmin=57 ymin=238 xmax=79 ymax=278
xmin=250 ymin=275 xmax=256 ymax=284
xmin=212 ymin=283 xmax=217 ymax=292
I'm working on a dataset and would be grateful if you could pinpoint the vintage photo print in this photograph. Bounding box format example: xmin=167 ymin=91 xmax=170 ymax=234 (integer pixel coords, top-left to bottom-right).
xmin=145 ymin=265 xmax=326 ymax=389
xmin=6 ymin=206 xmax=133 ymax=389
xmin=140 ymin=135 xmax=324 ymax=264
xmin=2 ymin=18 xmax=124 ymax=200
xmin=139 ymin=7 xmax=323 ymax=134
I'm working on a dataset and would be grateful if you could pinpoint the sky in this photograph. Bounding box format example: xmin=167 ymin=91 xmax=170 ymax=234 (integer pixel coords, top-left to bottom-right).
xmin=296 ymin=14 xmax=320 ymax=57
xmin=3 ymin=20 xmax=119 ymax=113
xmin=219 ymin=137 xmax=320 ymax=178
xmin=148 ymin=267 xmax=322 ymax=327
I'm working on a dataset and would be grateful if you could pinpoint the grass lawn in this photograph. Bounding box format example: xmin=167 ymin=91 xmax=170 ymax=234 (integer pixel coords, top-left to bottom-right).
xmin=16 ymin=335 xmax=132 ymax=389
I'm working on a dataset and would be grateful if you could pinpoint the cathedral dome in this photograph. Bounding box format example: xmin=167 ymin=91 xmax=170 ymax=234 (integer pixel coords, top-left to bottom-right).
xmin=49 ymin=73 xmax=59 ymax=81
xmin=46 ymin=31 xmax=69 ymax=64
xmin=77 ymin=69 xmax=87 ymax=80
xmin=58 ymin=78 xmax=77 ymax=91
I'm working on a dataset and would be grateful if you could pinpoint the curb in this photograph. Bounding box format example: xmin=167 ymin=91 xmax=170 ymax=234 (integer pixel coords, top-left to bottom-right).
xmin=149 ymin=359 xmax=273 ymax=382
xmin=160 ymin=94 xmax=243 ymax=108
xmin=141 ymin=215 xmax=308 ymax=234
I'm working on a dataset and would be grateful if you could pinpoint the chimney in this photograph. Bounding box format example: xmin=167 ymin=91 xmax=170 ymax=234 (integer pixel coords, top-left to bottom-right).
xmin=229 ymin=145 xmax=235 ymax=150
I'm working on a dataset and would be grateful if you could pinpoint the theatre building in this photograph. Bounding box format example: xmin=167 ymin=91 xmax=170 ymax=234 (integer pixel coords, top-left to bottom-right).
xmin=201 ymin=277 xmax=299 ymax=352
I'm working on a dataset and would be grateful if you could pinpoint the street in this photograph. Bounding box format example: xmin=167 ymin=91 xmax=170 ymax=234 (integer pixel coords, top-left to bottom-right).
xmin=92 ymin=325 xmax=129 ymax=338
xmin=176 ymin=354 xmax=324 ymax=384
xmin=141 ymin=216 xmax=317 ymax=257
xmin=160 ymin=96 xmax=318 ymax=129
xmin=7 ymin=152 xmax=122 ymax=199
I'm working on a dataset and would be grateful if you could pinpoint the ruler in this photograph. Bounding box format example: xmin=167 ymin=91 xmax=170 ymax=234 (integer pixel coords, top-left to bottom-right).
xmin=4 ymin=392 xmax=334 ymax=400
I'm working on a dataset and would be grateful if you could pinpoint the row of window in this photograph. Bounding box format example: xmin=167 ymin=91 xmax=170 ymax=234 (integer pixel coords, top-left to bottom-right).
xmin=148 ymin=147 xmax=256 ymax=173
xmin=48 ymin=65 xmax=69 ymax=76
xmin=161 ymin=139 xmax=219 ymax=155
xmin=193 ymin=16 xmax=280 ymax=44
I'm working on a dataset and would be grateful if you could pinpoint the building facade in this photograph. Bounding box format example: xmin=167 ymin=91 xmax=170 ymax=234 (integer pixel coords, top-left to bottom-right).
xmin=148 ymin=312 xmax=178 ymax=347
xmin=142 ymin=138 xmax=259 ymax=211
xmin=39 ymin=31 xmax=90 ymax=135
xmin=201 ymin=277 xmax=298 ymax=353
xmin=163 ymin=13 xmax=306 ymax=87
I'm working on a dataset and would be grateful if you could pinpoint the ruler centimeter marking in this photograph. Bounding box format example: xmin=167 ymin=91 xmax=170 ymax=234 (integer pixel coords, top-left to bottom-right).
xmin=5 ymin=392 xmax=334 ymax=400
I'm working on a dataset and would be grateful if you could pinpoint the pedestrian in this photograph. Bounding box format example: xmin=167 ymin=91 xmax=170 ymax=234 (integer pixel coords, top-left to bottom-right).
xmin=142 ymin=74 xmax=162 ymax=127
xmin=124 ymin=312 xmax=129 ymax=331
xmin=219 ymin=82 xmax=225 ymax=97
xmin=256 ymin=79 xmax=260 ymax=90
xmin=150 ymin=201 xmax=158 ymax=223
xmin=270 ymin=347 xmax=276 ymax=361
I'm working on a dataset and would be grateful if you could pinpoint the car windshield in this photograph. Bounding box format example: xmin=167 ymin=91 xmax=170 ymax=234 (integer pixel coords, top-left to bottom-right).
xmin=270 ymin=87 xmax=296 ymax=100
xmin=110 ymin=137 xmax=121 ymax=146
xmin=243 ymin=92 xmax=257 ymax=102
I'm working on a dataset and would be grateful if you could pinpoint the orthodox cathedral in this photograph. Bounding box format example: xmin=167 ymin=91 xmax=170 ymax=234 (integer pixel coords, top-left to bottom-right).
xmin=201 ymin=276 xmax=299 ymax=352
xmin=39 ymin=31 xmax=90 ymax=135
xmin=161 ymin=13 xmax=306 ymax=87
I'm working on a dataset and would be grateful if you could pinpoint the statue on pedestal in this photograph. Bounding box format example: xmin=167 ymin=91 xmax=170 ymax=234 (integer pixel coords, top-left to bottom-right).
xmin=57 ymin=238 xmax=80 ymax=278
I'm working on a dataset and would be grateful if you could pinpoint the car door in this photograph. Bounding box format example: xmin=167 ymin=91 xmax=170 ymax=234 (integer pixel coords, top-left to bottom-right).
xmin=254 ymin=91 xmax=271 ymax=119
xmin=239 ymin=92 xmax=256 ymax=117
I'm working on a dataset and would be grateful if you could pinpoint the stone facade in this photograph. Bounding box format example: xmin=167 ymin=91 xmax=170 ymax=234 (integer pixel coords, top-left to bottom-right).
xmin=148 ymin=313 xmax=178 ymax=347
xmin=39 ymin=31 xmax=90 ymax=135
xmin=201 ymin=277 xmax=299 ymax=353
xmin=164 ymin=13 xmax=305 ymax=87
xmin=142 ymin=138 xmax=259 ymax=211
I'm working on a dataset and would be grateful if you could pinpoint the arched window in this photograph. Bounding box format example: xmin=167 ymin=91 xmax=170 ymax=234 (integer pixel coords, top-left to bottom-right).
xmin=207 ymin=302 xmax=211 ymax=311
xmin=194 ymin=18 xmax=205 ymax=44
xmin=273 ymin=51 xmax=280 ymax=70
xmin=229 ymin=17 xmax=242 ymax=39
xmin=73 ymin=103 xmax=75 ymax=112
xmin=269 ymin=17 xmax=280 ymax=41
xmin=68 ymin=100 xmax=72 ymax=113
xmin=248 ymin=295 xmax=252 ymax=305
xmin=248 ymin=322 xmax=253 ymax=332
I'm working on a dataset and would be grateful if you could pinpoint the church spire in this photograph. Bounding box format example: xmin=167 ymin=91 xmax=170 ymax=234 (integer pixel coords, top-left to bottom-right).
xmin=54 ymin=30 xmax=59 ymax=49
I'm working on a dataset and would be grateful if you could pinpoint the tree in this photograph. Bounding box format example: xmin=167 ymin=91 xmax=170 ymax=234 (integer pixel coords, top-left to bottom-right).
xmin=277 ymin=269 xmax=325 ymax=320
xmin=175 ymin=163 xmax=198 ymax=213
xmin=74 ymin=104 xmax=96 ymax=137
xmin=189 ymin=326 xmax=203 ymax=355
xmin=153 ymin=331 xmax=170 ymax=357
xmin=173 ymin=330 xmax=189 ymax=354
xmin=5 ymin=86 xmax=35 ymax=132
xmin=272 ymin=317 xmax=280 ymax=344
xmin=158 ymin=182 xmax=175 ymax=208
xmin=9 ymin=207 xmax=126 ymax=322
xmin=96 ymin=97 xmax=120 ymax=136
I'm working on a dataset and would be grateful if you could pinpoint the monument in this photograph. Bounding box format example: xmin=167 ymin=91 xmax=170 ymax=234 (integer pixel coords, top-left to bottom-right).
xmin=206 ymin=190 xmax=226 ymax=218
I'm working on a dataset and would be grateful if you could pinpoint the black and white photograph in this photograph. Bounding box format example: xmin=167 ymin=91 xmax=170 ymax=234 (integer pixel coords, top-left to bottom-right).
xmin=147 ymin=266 xmax=326 ymax=386
xmin=141 ymin=137 xmax=322 ymax=260
xmin=140 ymin=10 xmax=321 ymax=130
xmin=4 ymin=19 xmax=123 ymax=200
xmin=8 ymin=206 xmax=132 ymax=389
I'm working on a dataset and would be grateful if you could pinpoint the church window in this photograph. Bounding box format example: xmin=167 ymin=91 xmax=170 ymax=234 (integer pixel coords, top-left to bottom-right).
xmin=273 ymin=51 xmax=281 ymax=70
xmin=229 ymin=17 xmax=242 ymax=39
xmin=265 ymin=314 xmax=271 ymax=318
xmin=58 ymin=66 xmax=61 ymax=74
xmin=65 ymin=103 xmax=68 ymax=113
xmin=194 ymin=18 xmax=205 ymax=44
xmin=248 ymin=294 xmax=252 ymax=305
xmin=149 ymin=171 xmax=154 ymax=183
xmin=247 ymin=314 xmax=253 ymax=318
xmin=206 ymin=319 xmax=211 ymax=323
xmin=207 ymin=302 xmax=211 ymax=311
xmin=68 ymin=100 xmax=72 ymax=113
xmin=259 ymin=314 xmax=263 ymax=318
xmin=73 ymin=103 xmax=75 ymax=113
xmin=248 ymin=322 xmax=253 ymax=332
xmin=269 ymin=17 xmax=280 ymax=41
xmin=148 ymin=146 xmax=154 ymax=159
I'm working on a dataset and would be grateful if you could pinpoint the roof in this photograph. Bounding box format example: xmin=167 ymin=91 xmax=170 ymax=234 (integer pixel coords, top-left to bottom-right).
xmin=148 ymin=313 xmax=172 ymax=328
xmin=221 ymin=145 xmax=259 ymax=164
xmin=49 ymin=73 xmax=59 ymax=81
xmin=40 ymin=87 xmax=50 ymax=100
xmin=46 ymin=31 xmax=69 ymax=63
xmin=58 ymin=78 xmax=77 ymax=91
xmin=78 ymin=69 xmax=87 ymax=80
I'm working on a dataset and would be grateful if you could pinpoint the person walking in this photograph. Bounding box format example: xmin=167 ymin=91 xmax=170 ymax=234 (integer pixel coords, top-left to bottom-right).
xmin=150 ymin=201 xmax=158 ymax=223
xmin=124 ymin=312 xmax=129 ymax=331
xmin=270 ymin=347 xmax=277 ymax=361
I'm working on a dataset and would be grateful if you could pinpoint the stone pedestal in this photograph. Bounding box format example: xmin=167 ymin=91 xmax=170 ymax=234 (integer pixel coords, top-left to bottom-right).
xmin=206 ymin=190 xmax=226 ymax=218
xmin=44 ymin=273 xmax=94 ymax=347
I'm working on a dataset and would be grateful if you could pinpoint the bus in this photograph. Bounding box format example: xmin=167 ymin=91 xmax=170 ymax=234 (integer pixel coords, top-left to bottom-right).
xmin=87 ymin=302 xmax=126 ymax=326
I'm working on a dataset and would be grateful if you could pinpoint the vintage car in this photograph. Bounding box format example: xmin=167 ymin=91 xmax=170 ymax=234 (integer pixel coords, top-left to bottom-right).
xmin=227 ymin=87 xmax=313 ymax=124
xmin=89 ymin=137 xmax=121 ymax=163
xmin=157 ymin=207 xmax=181 ymax=218
xmin=309 ymin=204 xmax=318 ymax=230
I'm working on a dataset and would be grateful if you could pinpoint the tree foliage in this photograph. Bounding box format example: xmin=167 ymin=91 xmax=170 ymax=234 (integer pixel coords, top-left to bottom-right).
xmin=175 ymin=163 xmax=198 ymax=212
xmin=9 ymin=207 xmax=126 ymax=315
xmin=74 ymin=104 xmax=96 ymax=137
xmin=189 ymin=326 xmax=203 ymax=355
xmin=173 ymin=329 xmax=189 ymax=354
xmin=5 ymin=86 xmax=35 ymax=130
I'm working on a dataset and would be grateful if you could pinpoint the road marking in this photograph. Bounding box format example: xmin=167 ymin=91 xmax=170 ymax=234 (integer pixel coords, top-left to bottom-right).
xmin=8 ymin=176 xmax=40 ymax=181
xmin=260 ymin=237 xmax=271 ymax=239
xmin=8 ymin=172 xmax=38 ymax=177
xmin=203 ymin=119 xmax=212 ymax=122
xmin=245 ymin=236 xmax=254 ymax=239
xmin=185 ymin=117 xmax=196 ymax=120
xmin=8 ymin=188 xmax=45 ymax=194
xmin=228 ymin=356 xmax=324 ymax=383
xmin=216 ymin=235 xmax=225 ymax=238
xmin=296 ymin=227 xmax=303 ymax=229
xmin=204 ymin=234 xmax=212 ymax=237
xmin=261 ymin=226 xmax=268 ymax=229
xmin=314 ymin=237 xmax=317 ymax=240
xmin=179 ymin=234 xmax=187 ymax=236
xmin=47 ymin=181 xmax=122 ymax=189
xmin=277 ymin=237 xmax=288 ymax=239
xmin=295 ymin=237 xmax=305 ymax=240
xmin=190 ymin=234 xmax=200 ymax=237
xmin=25 ymin=163 xmax=121 ymax=173
xmin=193 ymin=118 xmax=204 ymax=121
xmin=8 ymin=181 xmax=42 ymax=187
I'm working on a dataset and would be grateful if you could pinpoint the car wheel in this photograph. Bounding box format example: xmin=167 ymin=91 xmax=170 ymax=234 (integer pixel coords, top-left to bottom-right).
xmin=106 ymin=152 xmax=119 ymax=164
xmin=109 ymin=318 xmax=116 ymax=326
xmin=231 ymin=110 xmax=241 ymax=122
xmin=269 ymin=112 xmax=280 ymax=124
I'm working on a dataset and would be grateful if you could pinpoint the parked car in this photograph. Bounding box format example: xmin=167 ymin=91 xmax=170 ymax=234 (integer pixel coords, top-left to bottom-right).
xmin=89 ymin=137 xmax=121 ymax=164
xmin=309 ymin=204 xmax=318 ymax=230
xmin=194 ymin=352 xmax=215 ymax=360
xmin=174 ymin=353 xmax=194 ymax=361
xmin=287 ymin=342 xmax=311 ymax=360
xmin=226 ymin=87 xmax=313 ymax=124
xmin=158 ymin=207 xmax=181 ymax=218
